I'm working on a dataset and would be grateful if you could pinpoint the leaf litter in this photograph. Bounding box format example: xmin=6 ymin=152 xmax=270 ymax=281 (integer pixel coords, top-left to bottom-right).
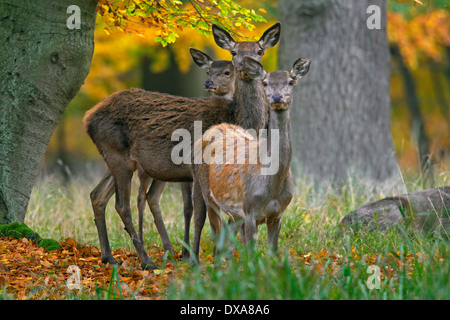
xmin=0 ymin=236 xmax=174 ymax=300
xmin=0 ymin=236 xmax=443 ymax=299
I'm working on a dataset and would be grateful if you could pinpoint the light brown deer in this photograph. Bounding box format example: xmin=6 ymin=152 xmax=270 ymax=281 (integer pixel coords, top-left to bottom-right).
xmin=192 ymin=56 xmax=311 ymax=258
xmin=84 ymin=23 xmax=281 ymax=270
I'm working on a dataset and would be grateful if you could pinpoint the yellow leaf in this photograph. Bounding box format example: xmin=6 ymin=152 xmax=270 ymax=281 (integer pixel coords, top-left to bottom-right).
xmin=258 ymin=8 xmax=267 ymax=14
xmin=318 ymin=250 xmax=328 ymax=258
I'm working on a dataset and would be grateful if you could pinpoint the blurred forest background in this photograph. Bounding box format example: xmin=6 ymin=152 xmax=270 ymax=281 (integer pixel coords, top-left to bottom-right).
xmin=41 ymin=0 xmax=449 ymax=182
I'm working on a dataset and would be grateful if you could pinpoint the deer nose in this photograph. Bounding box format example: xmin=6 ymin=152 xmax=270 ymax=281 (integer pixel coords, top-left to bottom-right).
xmin=204 ymin=80 xmax=213 ymax=89
xmin=272 ymin=93 xmax=283 ymax=103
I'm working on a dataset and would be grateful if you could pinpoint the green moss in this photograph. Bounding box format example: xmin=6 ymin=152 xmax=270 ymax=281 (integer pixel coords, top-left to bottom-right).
xmin=0 ymin=222 xmax=60 ymax=251
xmin=37 ymin=238 xmax=61 ymax=251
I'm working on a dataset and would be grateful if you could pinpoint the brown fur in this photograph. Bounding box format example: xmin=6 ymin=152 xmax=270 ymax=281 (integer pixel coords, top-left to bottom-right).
xmin=85 ymin=89 xmax=236 ymax=180
xmin=195 ymin=123 xmax=258 ymax=217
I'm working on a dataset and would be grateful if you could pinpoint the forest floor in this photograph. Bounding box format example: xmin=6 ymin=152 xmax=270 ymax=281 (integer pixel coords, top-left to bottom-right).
xmin=1 ymin=170 xmax=449 ymax=300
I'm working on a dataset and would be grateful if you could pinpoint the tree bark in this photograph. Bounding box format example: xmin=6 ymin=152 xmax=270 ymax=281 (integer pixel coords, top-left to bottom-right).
xmin=278 ymin=0 xmax=399 ymax=186
xmin=0 ymin=0 xmax=97 ymax=223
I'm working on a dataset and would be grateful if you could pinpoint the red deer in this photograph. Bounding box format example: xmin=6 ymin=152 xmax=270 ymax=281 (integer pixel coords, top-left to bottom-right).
xmin=84 ymin=23 xmax=281 ymax=269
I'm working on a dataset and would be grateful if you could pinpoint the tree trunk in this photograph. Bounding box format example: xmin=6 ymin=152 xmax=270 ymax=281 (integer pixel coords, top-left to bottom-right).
xmin=391 ymin=45 xmax=432 ymax=177
xmin=278 ymin=0 xmax=399 ymax=186
xmin=0 ymin=0 xmax=97 ymax=223
xmin=141 ymin=49 xmax=205 ymax=97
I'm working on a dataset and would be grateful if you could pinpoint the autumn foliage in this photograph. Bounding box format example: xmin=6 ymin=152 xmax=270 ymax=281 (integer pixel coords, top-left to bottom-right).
xmin=96 ymin=0 xmax=267 ymax=45
xmin=0 ymin=236 xmax=175 ymax=299
xmin=388 ymin=5 xmax=450 ymax=69
xmin=1 ymin=234 xmax=441 ymax=300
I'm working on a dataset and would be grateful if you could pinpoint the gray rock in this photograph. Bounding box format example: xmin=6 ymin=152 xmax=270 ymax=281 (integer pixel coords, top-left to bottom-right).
xmin=341 ymin=186 xmax=450 ymax=238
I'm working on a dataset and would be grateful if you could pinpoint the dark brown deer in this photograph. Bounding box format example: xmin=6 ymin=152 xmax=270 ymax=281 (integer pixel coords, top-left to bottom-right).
xmin=84 ymin=23 xmax=281 ymax=270
xmin=192 ymin=56 xmax=311 ymax=258
xmin=190 ymin=48 xmax=235 ymax=101
xmin=85 ymin=50 xmax=235 ymax=262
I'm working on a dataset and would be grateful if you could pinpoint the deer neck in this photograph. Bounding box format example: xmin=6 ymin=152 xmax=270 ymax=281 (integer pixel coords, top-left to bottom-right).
xmin=263 ymin=108 xmax=292 ymax=185
xmin=234 ymin=77 xmax=268 ymax=130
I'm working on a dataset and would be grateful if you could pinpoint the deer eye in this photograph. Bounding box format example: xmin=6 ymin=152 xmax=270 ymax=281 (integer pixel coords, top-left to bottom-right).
xmin=288 ymin=79 xmax=295 ymax=86
xmin=263 ymin=81 xmax=268 ymax=87
xmin=257 ymin=49 xmax=264 ymax=56
xmin=231 ymin=50 xmax=237 ymax=56
xmin=224 ymin=71 xmax=231 ymax=76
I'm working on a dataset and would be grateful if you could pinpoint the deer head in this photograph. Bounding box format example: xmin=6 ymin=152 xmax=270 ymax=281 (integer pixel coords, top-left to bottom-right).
xmin=244 ymin=56 xmax=311 ymax=110
xmin=190 ymin=48 xmax=235 ymax=99
xmin=212 ymin=22 xmax=281 ymax=79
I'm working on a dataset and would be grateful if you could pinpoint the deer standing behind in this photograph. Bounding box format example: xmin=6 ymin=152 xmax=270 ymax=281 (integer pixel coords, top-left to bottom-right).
xmin=83 ymin=22 xmax=281 ymax=270
xmin=135 ymin=49 xmax=235 ymax=256
xmin=192 ymin=56 xmax=311 ymax=257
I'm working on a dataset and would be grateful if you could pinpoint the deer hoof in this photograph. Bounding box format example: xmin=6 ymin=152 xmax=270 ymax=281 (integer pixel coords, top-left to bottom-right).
xmin=101 ymin=256 xmax=119 ymax=266
xmin=141 ymin=261 xmax=158 ymax=271
xmin=189 ymin=256 xmax=200 ymax=268
xmin=181 ymin=248 xmax=190 ymax=260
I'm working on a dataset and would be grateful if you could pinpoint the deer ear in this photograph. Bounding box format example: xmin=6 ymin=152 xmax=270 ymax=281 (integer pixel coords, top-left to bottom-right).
xmin=243 ymin=57 xmax=267 ymax=80
xmin=290 ymin=57 xmax=311 ymax=79
xmin=258 ymin=22 xmax=281 ymax=50
xmin=212 ymin=24 xmax=236 ymax=51
xmin=190 ymin=48 xmax=214 ymax=68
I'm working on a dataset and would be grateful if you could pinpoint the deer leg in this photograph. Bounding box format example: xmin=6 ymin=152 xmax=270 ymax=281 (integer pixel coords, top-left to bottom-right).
xmin=191 ymin=179 xmax=207 ymax=265
xmin=267 ymin=216 xmax=282 ymax=253
xmin=207 ymin=206 xmax=223 ymax=258
xmin=137 ymin=169 xmax=150 ymax=246
xmin=90 ymin=170 xmax=116 ymax=265
xmin=147 ymin=180 xmax=175 ymax=257
xmin=180 ymin=182 xmax=193 ymax=259
xmin=113 ymin=165 xmax=157 ymax=270
xmin=239 ymin=223 xmax=246 ymax=243
xmin=244 ymin=212 xmax=257 ymax=251
xmin=228 ymin=218 xmax=244 ymax=252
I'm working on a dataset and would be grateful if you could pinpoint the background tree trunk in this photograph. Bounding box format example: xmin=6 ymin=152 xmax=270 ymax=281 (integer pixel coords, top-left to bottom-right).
xmin=0 ymin=0 xmax=97 ymax=223
xmin=141 ymin=50 xmax=205 ymax=97
xmin=391 ymin=45 xmax=432 ymax=179
xmin=278 ymin=0 xmax=400 ymax=186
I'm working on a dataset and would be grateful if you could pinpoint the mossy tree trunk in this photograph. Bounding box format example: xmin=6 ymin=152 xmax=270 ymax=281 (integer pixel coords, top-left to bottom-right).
xmin=0 ymin=0 xmax=97 ymax=223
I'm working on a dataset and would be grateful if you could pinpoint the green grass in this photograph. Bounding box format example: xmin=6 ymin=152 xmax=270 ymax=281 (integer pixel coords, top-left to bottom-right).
xmin=166 ymin=242 xmax=449 ymax=300
xmin=23 ymin=169 xmax=450 ymax=300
